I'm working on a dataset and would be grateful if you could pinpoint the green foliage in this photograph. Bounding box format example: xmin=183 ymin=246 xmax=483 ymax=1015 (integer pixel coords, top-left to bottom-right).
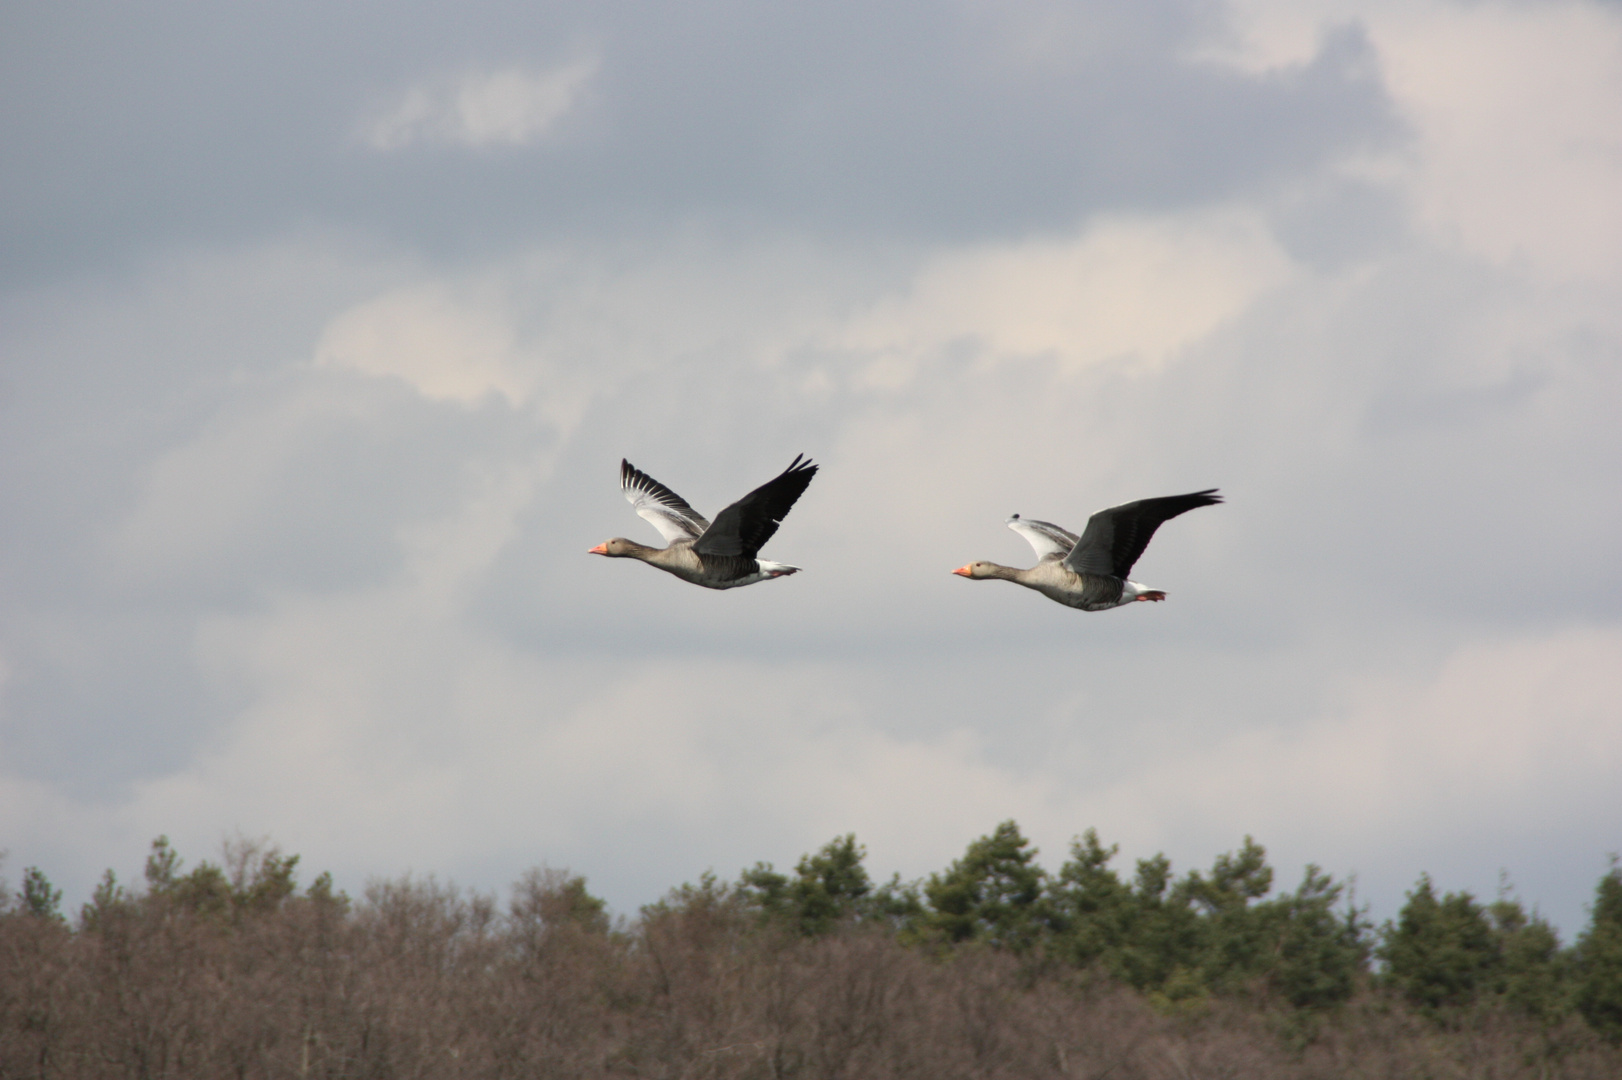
xmin=510 ymin=866 xmax=610 ymax=956
xmin=643 ymin=869 xmax=734 ymax=923
xmin=1489 ymin=894 xmax=1569 ymax=1022
xmin=1380 ymin=876 xmax=1499 ymax=1015
xmin=790 ymin=834 xmax=873 ymax=935
xmin=1109 ymin=853 xmax=1203 ymax=992
xmin=737 ymin=862 xmax=791 ymax=916
xmin=79 ymin=868 xmax=132 ymax=931
xmin=919 ymin=821 xmax=1050 ymax=951
xmin=1260 ymin=866 xmax=1369 ymax=1010
xmin=550 ymin=874 xmax=609 ymax=932
xmin=730 ymin=829 xmax=1608 ymax=1035
xmin=19 ymin=866 xmax=64 ymax=922
xmin=169 ymin=862 xmax=234 ymax=917
xmin=1049 ymin=829 xmax=1135 ymax=967
xmin=1575 ymin=861 xmax=1622 ymax=1042
xmin=738 ymin=835 xmax=882 ymax=936
xmin=231 ymin=842 xmax=301 ymax=913
xmin=1047 ymin=834 xmax=1365 ymax=1010
xmin=1182 ymin=836 xmax=1275 ymax=995
xmin=306 ymin=870 xmax=351 ymax=913
xmin=144 ymin=834 xmax=181 ymax=889
xmin=1187 ymin=836 xmax=1275 ymax=908
xmin=868 ymin=872 xmax=926 ymax=929
xmin=77 ymin=836 xmax=340 ymax=932
xmin=142 ymin=835 xmax=300 ymax=920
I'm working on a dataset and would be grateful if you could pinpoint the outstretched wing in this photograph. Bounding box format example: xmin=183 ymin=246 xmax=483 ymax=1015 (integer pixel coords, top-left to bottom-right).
xmin=1005 ymin=515 xmax=1080 ymax=562
xmin=1063 ymin=489 xmax=1222 ymax=578
xmin=621 ymin=459 xmax=710 ymax=544
xmin=693 ymin=454 xmax=819 ymax=558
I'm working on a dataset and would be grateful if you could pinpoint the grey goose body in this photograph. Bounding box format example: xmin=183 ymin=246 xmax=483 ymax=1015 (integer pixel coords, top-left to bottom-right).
xmin=589 ymin=456 xmax=818 ymax=589
xmin=953 ymin=489 xmax=1222 ymax=611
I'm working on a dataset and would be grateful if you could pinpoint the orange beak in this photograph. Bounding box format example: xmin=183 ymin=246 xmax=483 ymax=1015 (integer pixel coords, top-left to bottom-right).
xmin=952 ymin=564 xmax=973 ymax=577
xmin=588 ymin=543 xmax=609 ymax=555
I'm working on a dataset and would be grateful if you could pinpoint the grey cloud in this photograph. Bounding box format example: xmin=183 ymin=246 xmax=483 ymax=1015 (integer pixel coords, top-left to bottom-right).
xmin=0 ymin=368 xmax=542 ymax=796
xmin=1267 ymin=176 xmax=1411 ymax=270
xmin=2 ymin=1 xmax=1397 ymax=285
xmin=0 ymin=606 xmax=216 ymax=800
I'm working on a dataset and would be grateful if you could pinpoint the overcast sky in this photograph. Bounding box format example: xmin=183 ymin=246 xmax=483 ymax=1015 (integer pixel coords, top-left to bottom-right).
xmin=3 ymin=0 xmax=1620 ymax=936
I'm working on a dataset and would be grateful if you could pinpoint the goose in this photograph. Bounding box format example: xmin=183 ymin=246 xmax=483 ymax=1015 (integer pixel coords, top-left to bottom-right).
xmin=589 ymin=455 xmax=818 ymax=588
xmin=952 ymin=490 xmax=1221 ymax=611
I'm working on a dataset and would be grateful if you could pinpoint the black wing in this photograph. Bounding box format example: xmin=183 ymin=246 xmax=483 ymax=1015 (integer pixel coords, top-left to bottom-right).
xmin=1063 ymin=489 xmax=1222 ymax=578
xmin=693 ymin=454 xmax=819 ymax=558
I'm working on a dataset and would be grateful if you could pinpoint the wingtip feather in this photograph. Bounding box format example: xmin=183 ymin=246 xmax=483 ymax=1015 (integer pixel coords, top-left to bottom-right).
xmin=782 ymin=452 xmax=818 ymax=477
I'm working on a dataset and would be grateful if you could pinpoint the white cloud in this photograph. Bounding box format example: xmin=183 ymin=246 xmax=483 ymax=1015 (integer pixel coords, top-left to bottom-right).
xmin=1215 ymin=0 xmax=1622 ymax=280
xmin=364 ymin=58 xmax=599 ymax=151
xmin=1066 ymin=627 xmax=1622 ymax=843
xmin=314 ymin=282 xmax=540 ymax=406
xmin=839 ymin=209 xmax=1295 ymax=384
xmin=1377 ymin=1 xmax=1622 ymax=280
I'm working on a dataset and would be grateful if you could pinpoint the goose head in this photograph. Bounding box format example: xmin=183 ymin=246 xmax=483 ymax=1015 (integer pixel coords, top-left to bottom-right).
xmin=952 ymin=561 xmax=1004 ymax=579
xmin=589 ymin=537 xmax=640 ymax=557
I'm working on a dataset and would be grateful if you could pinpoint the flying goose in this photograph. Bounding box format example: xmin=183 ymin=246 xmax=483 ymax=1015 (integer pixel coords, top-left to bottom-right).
xmin=952 ymin=490 xmax=1222 ymax=611
xmin=589 ymin=455 xmax=819 ymax=588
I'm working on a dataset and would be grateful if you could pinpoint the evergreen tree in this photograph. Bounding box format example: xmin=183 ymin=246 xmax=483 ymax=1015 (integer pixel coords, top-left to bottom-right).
xmin=866 ymin=872 xmax=926 ymax=931
xmin=737 ymin=835 xmax=878 ymax=936
xmin=1051 ymin=834 xmax=1364 ymax=1008
xmin=1380 ymin=875 xmax=1500 ymax=1015
xmin=144 ymin=836 xmax=235 ymax=918
xmin=510 ymin=866 xmax=610 ymax=956
xmin=1260 ymin=866 xmax=1369 ymax=1010
xmin=1182 ymin=837 xmax=1274 ymax=996
xmin=789 ymin=834 xmax=872 ymax=935
xmin=79 ymin=868 xmax=131 ymax=931
xmin=737 ymin=861 xmax=792 ymax=917
xmin=920 ymin=821 xmax=1050 ymax=950
xmin=1574 ymin=861 xmax=1622 ymax=1042
xmin=1049 ymin=829 xmax=1135 ymax=967
xmin=1109 ymin=853 xmax=1203 ymax=994
xmin=1488 ymin=894 xmax=1569 ymax=1023
xmin=19 ymin=867 xmax=64 ymax=922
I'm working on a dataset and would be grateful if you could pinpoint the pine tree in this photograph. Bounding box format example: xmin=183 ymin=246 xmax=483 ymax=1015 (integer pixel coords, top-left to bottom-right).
xmin=1108 ymin=853 xmax=1202 ymax=994
xmin=1488 ymin=894 xmax=1569 ymax=1023
xmin=737 ymin=835 xmax=879 ymax=935
xmin=789 ymin=834 xmax=872 ymax=936
xmin=19 ymin=867 xmax=64 ymax=922
xmin=920 ymin=821 xmax=1050 ymax=950
xmin=1260 ymin=866 xmax=1369 ymax=1010
xmin=1379 ymin=875 xmax=1499 ymax=1016
xmin=1183 ymin=837 xmax=1274 ymax=996
xmin=1050 ymin=829 xmax=1134 ymax=967
xmin=1574 ymin=861 xmax=1622 ymax=1042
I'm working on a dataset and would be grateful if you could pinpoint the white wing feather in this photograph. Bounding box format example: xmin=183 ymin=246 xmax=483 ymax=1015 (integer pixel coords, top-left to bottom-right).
xmin=630 ymin=494 xmax=705 ymax=543
xmin=620 ymin=460 xmax=710 ymax=544
xmin=1005 ymin=515 xmax=1080 ymax=561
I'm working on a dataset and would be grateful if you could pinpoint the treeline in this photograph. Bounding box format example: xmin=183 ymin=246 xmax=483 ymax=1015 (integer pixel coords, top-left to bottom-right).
xmin=2 ymin=827 xmax=1620 ymax=1079
xmin=735 ymin=824 xmax=1622 ymax=1027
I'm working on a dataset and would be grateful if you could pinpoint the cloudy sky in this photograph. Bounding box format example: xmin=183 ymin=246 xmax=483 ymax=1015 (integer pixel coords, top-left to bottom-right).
xmin=3 ymin=0 xmax=1619 ymax=935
